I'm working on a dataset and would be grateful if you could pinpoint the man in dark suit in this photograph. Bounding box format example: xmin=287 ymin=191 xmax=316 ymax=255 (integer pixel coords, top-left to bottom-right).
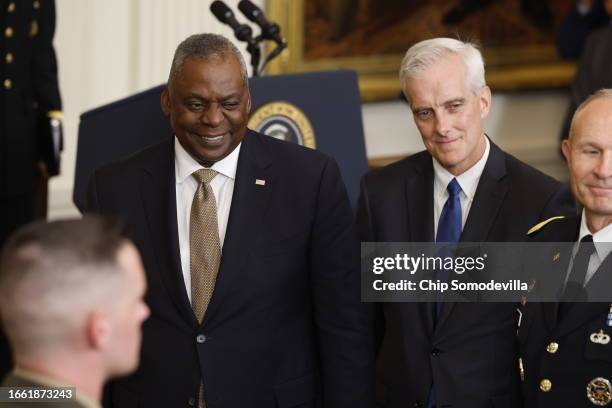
xmin=86 ymin=33 xmax=374 ymax=408
xmin=357 ymin=38 xmax=575 ymax=408
xmin=519 ymin=89 xmax=612 ymax=408
xmin=0 ymin=216 xmax=150 ymax=408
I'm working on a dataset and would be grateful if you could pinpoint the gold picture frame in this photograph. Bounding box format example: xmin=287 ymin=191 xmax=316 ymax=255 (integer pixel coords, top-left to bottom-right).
xmin=266 ymin=0 xmax=576 ymax=102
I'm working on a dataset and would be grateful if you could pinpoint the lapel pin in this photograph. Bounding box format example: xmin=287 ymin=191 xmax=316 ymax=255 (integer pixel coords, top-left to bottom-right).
xmin=607 ymin=304 xmax=612 ymax=327
xmin=255 ymin=179 xmax=266 ymax=186
xmin=552 ymin=252 xmax=560 ymax=261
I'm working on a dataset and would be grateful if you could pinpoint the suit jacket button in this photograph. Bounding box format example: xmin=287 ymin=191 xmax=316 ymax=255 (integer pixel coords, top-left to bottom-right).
xmin=4 ymin=79 xmax=12 ymax=89
xmin=5 ymin=27 xmax=14 ymax=38
xmin=196 ymin=334 xmax=207 ymax=343
xmin=539 ymin=378 xmax=552 ymax=392
xmin=546 ymin=342 xmax=558 ymax=354
xmin=7 ymin=2 xmax=15 ymax=12
xmin=431 ymin=348 xmax=440 ymax=356
xmin=188 ymin=397 xmax=196 ymax=406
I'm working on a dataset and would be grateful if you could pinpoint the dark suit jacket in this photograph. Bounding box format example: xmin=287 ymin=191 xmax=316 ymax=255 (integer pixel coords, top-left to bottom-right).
xmin=87 ymin=130 xmax=374 ymax=408
xmin=519 ymin=216 xmax=612 ymax=408
xmin=357 ymin=141 xmax=576 ymax=408
xmin=0 ymin=373 xmax=88 ymax=407
xmin=560 ymin=25 xmax=612 ymax=140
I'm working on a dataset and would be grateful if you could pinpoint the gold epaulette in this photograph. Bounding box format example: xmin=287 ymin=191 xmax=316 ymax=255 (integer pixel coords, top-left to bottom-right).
xmin=527 ymin=216 xmax=566 ymax=235
xmin=47 ymin=110 xmax=63 ymax=120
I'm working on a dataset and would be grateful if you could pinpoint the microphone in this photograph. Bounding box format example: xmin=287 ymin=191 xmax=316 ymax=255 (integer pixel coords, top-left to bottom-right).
xmin=238 ymin=0 xmax=286 ymax=46
xmin=210 ymin=0 xmax=254 ymax=43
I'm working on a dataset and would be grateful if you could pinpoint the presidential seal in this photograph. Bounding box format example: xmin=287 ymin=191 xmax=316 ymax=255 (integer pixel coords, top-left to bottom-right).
xmin=248 ymin=102 xmax=316 ymax=148
xmin=587 ymin=377 xmax=612 ymax=406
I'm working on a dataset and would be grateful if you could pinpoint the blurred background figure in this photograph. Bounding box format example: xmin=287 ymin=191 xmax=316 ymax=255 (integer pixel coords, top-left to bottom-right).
xmin=559 ymin=0 xmax=612 ymax=140
xmin=0 ymin=216 xmax=149 ymax=406
xmin=0 ymin=0 xmax=63 ymax=247
xmin=557 ymin=0 xmax=611 ymax=60
xmin=442 ymin=0 xmax=553 ymax=28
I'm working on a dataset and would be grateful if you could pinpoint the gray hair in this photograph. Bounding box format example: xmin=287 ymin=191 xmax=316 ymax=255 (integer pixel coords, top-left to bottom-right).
xmin=399 ymin=38 xmax=486 ymax=102
xmin=0 ymin=216 xmax=130 ymax=354
xmin=168 ymin=33 xmax=248 ymax=86
xmin=569 ymin=89 xmax=612 ymax=139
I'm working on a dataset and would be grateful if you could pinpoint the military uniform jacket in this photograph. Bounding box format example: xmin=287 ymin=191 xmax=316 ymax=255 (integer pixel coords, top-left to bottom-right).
xmin=0 ymin=0 xmax=61 ymax=197
xmin=519 ymin=216 xmax=612 ymax=408
xmin=0 ymin=371 xmax=98 ymax=408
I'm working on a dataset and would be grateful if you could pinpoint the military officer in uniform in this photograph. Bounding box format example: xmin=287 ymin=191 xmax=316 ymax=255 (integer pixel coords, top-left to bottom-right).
xmin=519 ymin=89 xmax=612 ymax=407
xmin=0 ymin=0 xmax=62 ymax=380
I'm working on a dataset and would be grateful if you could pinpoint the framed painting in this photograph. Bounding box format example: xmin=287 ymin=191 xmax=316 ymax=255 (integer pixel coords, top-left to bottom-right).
xmin=266 ymin=0 xmax=577 ymax=101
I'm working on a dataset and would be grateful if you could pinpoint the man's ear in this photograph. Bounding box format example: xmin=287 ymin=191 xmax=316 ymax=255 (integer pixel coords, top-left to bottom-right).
xmin=85 ymin=310 xmax=111 ymax=350
xmin=246 ymin=88 xmax=252 ymax=114
xmin=479 ymin=85 xmax=492 ymax=119
xmin=561 ymin=138 xmax=572 ymax=163
xmin=161 ymin=87 xmax=171 ymax=116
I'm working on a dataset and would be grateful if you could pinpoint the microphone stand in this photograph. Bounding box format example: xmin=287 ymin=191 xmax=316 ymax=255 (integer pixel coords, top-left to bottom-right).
xmin=246 ymin=40 xmax=262 ymax=77
xmin=248 ymin=36 xmax=287 ymax=77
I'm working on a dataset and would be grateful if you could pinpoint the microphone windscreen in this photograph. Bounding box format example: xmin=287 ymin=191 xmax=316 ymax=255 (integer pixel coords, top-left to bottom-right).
xmin=210 ymin=1 xmax=233 ymax=23
xmin=238 ymin=0 xmax=259 ymax=21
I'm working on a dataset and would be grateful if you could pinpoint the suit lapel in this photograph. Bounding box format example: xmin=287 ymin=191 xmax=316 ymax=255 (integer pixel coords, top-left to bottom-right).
xmin=140 ymin=140 xmax=198 ymax=328
xmin=542 ymin=246 xmax=572 ymax=332
xmin=406 ymin=156 xmax=435 ymax=242
xmin=460 ymin=141 xmax=508 ymax=242
xmin=538 ymin=216 xmax=581 ymax=334
xmin=436 ymin=141 xmax=508 ymax=331
xmin=554 ymin=252 xmax=612 ymax=337
xmin=405 ymin=156 xmax=435 ymax=334
xmin=202 ymin=130 xmax=274 ymax=326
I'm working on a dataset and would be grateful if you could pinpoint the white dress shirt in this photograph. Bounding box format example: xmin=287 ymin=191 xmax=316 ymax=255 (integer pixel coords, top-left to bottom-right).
xmin=565 ymin=210 xmax=612 ymax=285
xmin=174 ymin=137 xmax=241 ymax=302
xmin=433 ymin=136 xmax=490 ymax=240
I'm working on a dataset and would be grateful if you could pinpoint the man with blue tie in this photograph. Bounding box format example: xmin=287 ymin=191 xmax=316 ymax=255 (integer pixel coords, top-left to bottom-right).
xmin=357 ymin=37 xmax=576 ymax=408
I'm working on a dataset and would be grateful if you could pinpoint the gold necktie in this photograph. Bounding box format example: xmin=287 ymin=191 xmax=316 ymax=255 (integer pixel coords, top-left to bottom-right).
xmin=190 ymin=168 xmax=221 ymax=323
xmin=190 ymin=169 xmax=220 ymax=408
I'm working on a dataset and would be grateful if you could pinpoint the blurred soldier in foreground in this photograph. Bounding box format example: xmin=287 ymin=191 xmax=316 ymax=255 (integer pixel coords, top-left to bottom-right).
xmin=0 ymin=216 xmax=149 ymax=407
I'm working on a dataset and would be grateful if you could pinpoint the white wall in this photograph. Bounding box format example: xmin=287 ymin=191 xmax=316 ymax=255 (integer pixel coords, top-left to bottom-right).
xmin=50 ymin=0 xmax=571 ymax=219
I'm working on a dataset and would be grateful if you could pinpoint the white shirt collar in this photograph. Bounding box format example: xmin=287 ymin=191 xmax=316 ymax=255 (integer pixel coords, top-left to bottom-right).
xmin=174 ymin=136 xmax=241 ymax=184
xmin=432 ymin=136 xmax=490 ymax=200
xmin=578 ymin=209 xmax=612 ymax=261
